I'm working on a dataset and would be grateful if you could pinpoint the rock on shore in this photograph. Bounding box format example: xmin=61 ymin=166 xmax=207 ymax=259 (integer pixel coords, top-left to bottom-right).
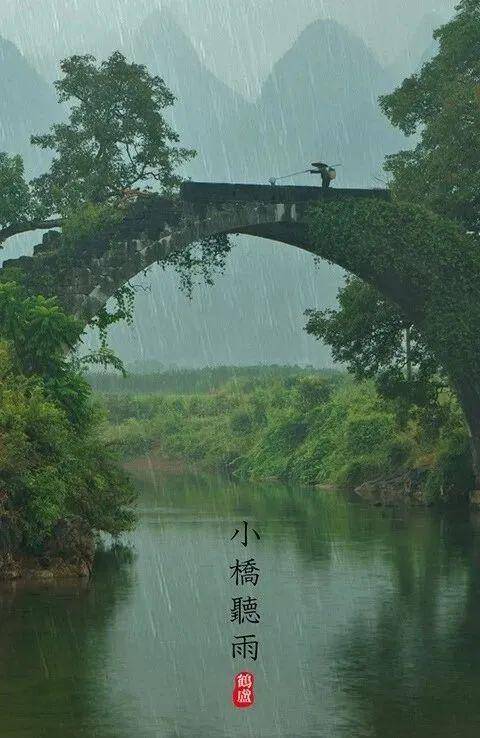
xmin=0 ymin=517 xmax=94 ymax=581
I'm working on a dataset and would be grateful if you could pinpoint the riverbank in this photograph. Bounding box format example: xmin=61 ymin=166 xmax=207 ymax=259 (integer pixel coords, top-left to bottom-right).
xmin=0 ymin=517 xmax=95 ymax=581
xmin=98 ymin=367 xmax=473 ymax=506
xmin=0 ymin=553 xmax=91 ymax=581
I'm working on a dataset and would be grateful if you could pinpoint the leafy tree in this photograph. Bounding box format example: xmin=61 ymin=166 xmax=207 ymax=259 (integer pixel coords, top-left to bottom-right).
xmin=305 ymin=278 xmax=444 ymax=412
xmin=31 ymin=51 xmax=194 ymax=214
xmin=0 ymin=284 xmax=81 ymax=374
xmin=0 ymin=153 xmax=31 ymax=229
xmin=0 ymin=50 xmax=204 ymax=371
xmin=305 ymin=1 xmax=480 ymax=487
xmin=0 ymin=153 xmax=54 ymax=243
xmin=0 ymin=283 xmax=135 ymax=553
xmin=380 ymin=0 xmax=480 ymax=230
xmin=0 ymin=51 xmax=195 ymax=245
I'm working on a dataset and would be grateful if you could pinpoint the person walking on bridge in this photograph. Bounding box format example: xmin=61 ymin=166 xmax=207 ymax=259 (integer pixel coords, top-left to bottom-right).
xmin=268 ymin=161 xmax=338 ymax=188
xmin=310 ymin=162 xmax=336 ymax=190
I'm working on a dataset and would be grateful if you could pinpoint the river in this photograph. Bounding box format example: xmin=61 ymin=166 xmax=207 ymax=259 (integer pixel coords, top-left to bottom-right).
xmin=1 ymin=463 xmax=480 ymax=737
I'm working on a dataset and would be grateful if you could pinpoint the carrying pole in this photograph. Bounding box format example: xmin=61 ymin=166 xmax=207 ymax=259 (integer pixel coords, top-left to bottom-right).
xmin=268 ymin=169 xmax=310 ymax=185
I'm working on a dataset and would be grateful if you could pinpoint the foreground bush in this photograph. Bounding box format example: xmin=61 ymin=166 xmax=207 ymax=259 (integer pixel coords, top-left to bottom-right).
xmin=0 ymin=282 xmax=135 ymax=558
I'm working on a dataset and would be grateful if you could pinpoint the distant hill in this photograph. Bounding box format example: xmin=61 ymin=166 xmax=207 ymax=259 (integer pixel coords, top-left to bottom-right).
xmin=388 ymin=12 xmax=443 ymax=83
xmin=229 ymin=19 xmax=403 ymax=186
xmin=125 ymin=16 xmax=404 ymax=186
xmin=126 ymin=10 xmax=253 ymax=181
xmin=0 ymin=35 xmax=58 ymax=176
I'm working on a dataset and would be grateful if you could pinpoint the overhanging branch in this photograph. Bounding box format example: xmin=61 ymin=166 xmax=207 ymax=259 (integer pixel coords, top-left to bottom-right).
xmin=0 ymin=218 xmax=63 ymax=245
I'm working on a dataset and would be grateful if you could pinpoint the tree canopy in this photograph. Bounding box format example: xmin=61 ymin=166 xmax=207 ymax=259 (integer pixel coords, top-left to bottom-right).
xmin=305 ymin=277 xmax=443 ymax=410
xmin=306 ymin=1 xmax=480 ymax=433
xmin=0 ymin=50 xmax=200 ymax=558
xmin=0 ymin=282 xmax=135 ymax=552
xmin=0 ymin=153 xmax=32 ymax=230
xmin=380 ymin=0 xmax=480 ymax=230
xmin=0 ymin=51 xmax=195 ymax=244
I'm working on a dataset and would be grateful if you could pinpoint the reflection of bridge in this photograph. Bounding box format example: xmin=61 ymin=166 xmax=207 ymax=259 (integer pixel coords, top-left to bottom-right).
xmin=1 ymin=181 xmax=389 ymax=322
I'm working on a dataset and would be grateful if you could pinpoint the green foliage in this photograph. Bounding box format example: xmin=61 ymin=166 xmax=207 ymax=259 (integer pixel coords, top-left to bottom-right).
xmin=423 ymin=429 xmax=474 ymax=504
xmin=0 ymin=284 xmax=135 ymax=552
xmin=294 ymin=374 xmax=333 ymax=410
xmin=305 ymin=277 xmax=444 ymax=410
xmin=230 ymin=409 xmax=255 ymax=435
xmin=31 ymin=51 xmax=195 ymax=215
xmin=380 ymin=0 xmax=480 ymax=230
xmin=84 ymin=283 xmax=138 ymax=376
xmin=0 ymin=49 xmax=194 ymax=256
xmin=61 ymin=201 xmax=123 ymax=245
xmin=0 ymin=281 xmax=82 ymax=376
xmin=345 ymin=412 xmax=395 ymax=456
xmin=163 ymin=233 xmax=232 ymax=298
xmin=0 ymin=153 xmax=33 ymax=231
xmin=100 ymin=371 xmax=472 ymax=503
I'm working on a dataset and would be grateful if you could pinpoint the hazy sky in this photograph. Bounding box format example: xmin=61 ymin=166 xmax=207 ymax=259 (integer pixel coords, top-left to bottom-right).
xmin=2 ymin=0 xmax=456 ymax=96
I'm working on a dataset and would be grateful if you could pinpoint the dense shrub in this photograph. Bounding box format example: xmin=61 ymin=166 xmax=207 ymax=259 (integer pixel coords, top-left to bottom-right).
xmin=99 ymin=366 xmax=472 ymax=504
xmin=0 ymin=283 xmax=135 ymax=554
xmin=423 ymin=430 xmax=474 ymax=503
xmin=344 ymin=413 xmax=395 ymax=456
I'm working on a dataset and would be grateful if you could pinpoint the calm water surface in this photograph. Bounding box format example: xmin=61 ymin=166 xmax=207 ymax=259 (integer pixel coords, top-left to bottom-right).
xmin=2 ymin=464 xmax=480 ymax=737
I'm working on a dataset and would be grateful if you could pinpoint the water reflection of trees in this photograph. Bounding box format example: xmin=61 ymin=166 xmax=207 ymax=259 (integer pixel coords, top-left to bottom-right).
xmin=0 ymin=544 xmax=135 ymax=737
xmin=329 ymin=510 xmax=480 ymax=738
xmin=134 ymin=467 xmax=423 ymax=568
xmin=127 ymin=468 xmax=480 ymax=737
xmin=135 ymin=467 xmax=360 ymax=560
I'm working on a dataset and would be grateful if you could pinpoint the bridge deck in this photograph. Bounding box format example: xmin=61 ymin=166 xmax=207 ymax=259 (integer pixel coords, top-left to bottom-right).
xmin=180 ymin=181 xmax=390 ymax=204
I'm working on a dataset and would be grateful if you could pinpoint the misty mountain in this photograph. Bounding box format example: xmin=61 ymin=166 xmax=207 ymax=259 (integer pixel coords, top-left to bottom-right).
xmin=229 ymin=19 xmax=403 ymax=186
xmin=3 ymin=0 xmax=156 ymax=84
xmin=125 ymin=16 xmax=404 ymax=187
xmin=125 ymin=10 xmax=253 ymax=181
xmin=389 ymin=12 xmax=443 ymax=83
xmin=0 ymin=35 xmax=58 ymax=176
xmin=4 ymin=0 xmax=456 ymax=99
xmin=171 ymin=0 xmax=456 ymax=97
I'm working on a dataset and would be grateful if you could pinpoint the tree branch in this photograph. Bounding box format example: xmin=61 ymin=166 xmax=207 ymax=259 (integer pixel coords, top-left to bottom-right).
xmin=0 ymin=219 xmax=62 ymax=245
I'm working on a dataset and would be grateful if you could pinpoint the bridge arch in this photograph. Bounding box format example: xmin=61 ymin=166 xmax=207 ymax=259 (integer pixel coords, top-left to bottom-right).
xmin=3 ymin=182 xmax=480 ymax=491
xmin=2 ymin=183 xmax=388 ymax=323
xmin=69 ymin=199 xmax=317 ymax=321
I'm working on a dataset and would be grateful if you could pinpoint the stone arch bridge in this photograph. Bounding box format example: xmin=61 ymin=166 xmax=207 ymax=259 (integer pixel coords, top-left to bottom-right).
xmin=5 ymin=180 xmax=480 ymax=490
xmin=1 ymin=181 xmax=389 ymax=322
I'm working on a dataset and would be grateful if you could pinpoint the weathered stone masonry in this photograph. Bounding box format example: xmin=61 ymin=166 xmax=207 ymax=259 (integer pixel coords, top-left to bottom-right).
xmin=0 ymin=182 xmax=389 ymax=323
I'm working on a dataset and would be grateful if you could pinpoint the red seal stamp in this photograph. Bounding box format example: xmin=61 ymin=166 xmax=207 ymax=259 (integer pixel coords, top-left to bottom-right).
xmin=232 ymin=671 xmax=255 ymax=708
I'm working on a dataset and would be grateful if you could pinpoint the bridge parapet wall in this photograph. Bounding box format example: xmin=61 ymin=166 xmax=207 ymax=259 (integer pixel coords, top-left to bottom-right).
xmin=180 ymin=181 xmax=390 ymax=205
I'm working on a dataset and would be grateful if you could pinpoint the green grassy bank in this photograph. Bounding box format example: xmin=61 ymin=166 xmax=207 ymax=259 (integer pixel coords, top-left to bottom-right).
xmin=96 ymin=367 xmax=473 ymax=504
